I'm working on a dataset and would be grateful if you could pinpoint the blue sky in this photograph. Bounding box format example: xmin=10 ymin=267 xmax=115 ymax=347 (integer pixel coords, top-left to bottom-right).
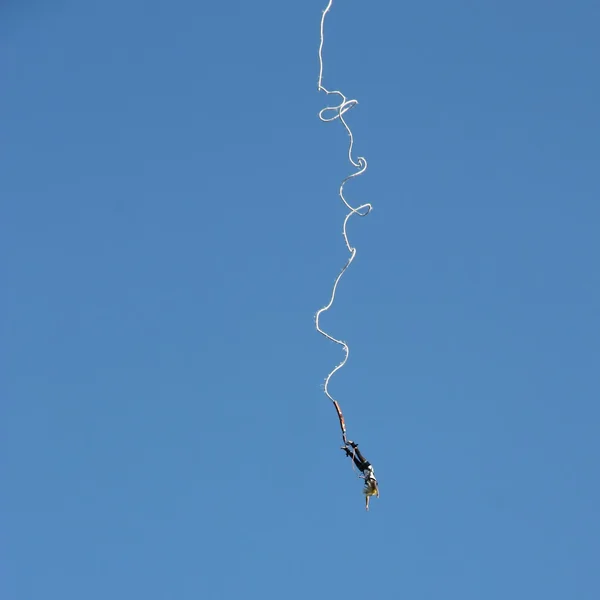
xmin=3 ymin=1 xmax=599 ymax=598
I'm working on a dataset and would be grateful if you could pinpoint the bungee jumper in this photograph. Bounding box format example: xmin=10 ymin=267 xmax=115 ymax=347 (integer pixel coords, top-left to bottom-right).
xmin=341 ymin=440 xmax=379 ymax=510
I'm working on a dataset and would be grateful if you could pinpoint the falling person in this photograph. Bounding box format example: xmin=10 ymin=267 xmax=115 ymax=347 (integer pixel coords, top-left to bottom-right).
xmin=342 ymin=440 xmax=379 ymax=510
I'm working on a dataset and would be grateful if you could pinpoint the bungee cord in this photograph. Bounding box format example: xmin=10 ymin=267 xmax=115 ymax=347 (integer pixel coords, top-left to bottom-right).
xmin=314 ymin=0 xmax=379 ymax=510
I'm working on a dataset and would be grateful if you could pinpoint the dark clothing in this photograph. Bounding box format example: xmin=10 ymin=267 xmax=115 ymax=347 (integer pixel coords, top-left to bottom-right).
xmin=342 ymin=444 xmax=371 ymax=473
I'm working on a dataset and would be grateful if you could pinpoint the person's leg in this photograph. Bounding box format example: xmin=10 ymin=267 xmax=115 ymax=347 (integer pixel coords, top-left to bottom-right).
xmin=352 ymin=454 xmax=366 ymax=471
xmin=352 ymin=445 xmax=368 ymax=466
xmin=344 ymin=444 xmax=369 ymax=472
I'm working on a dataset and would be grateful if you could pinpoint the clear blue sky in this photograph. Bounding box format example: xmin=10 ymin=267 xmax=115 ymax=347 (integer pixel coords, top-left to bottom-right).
xmin=3 ymin=1 xmax=599 ymax=598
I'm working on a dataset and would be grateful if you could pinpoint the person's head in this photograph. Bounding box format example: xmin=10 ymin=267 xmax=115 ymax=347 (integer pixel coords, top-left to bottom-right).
xmin=363 ymin=476 xmax=379 ymax=498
